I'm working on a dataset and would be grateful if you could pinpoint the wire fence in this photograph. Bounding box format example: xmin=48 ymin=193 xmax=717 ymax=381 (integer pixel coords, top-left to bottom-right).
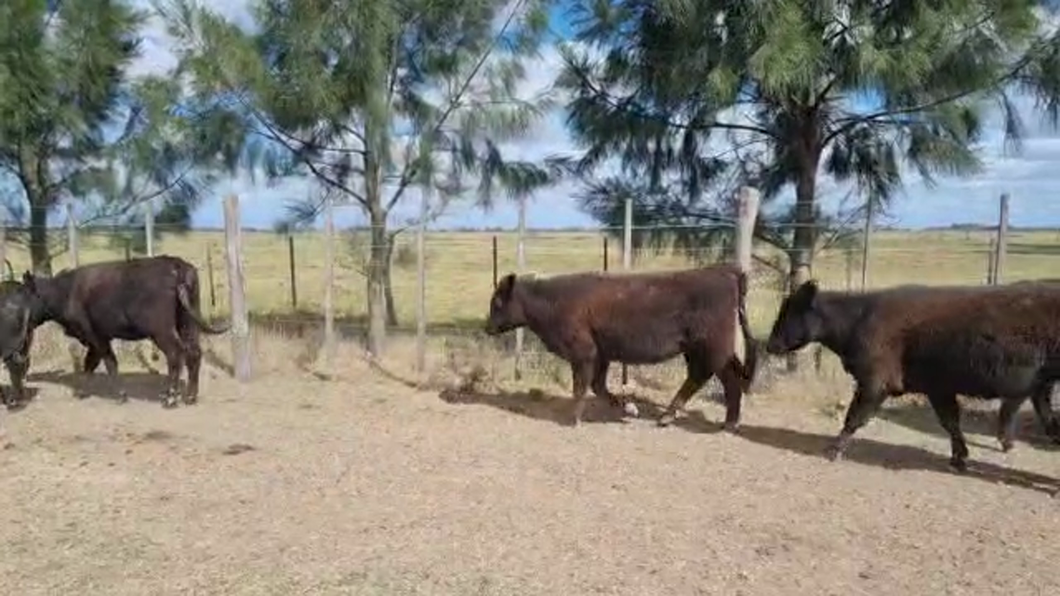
xmin=2 ymin=192 xmax=1056 ymax=382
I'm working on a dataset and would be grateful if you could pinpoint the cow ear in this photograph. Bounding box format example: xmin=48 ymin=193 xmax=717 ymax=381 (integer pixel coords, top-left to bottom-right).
xmin=496 ymin=272 xmax=517 ymax=298
xmin=795 ymin=279 xmax=819 ymax=307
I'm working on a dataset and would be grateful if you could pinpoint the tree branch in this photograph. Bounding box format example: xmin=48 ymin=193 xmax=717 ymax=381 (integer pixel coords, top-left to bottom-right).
xmin=385 ymin=0 xmax=533 ymax=215
xmin=823 ymin=57 xmax=1030 ymax=147
xmin=235 ymin=96 xmax=368 ymax=206
xmin=566 ymin=60 xmax=779 ymax=139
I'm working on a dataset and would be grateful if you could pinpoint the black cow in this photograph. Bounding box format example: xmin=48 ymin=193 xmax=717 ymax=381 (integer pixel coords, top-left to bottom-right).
xmin=765 ymin=280 xmax=1060 ymax=471
xmin=0 ymin=280 xmax=46 ymax=408
xmin=484 ymin=264 xmax=759 ymax=428
xmin=21 ymin=255 xmax=229 ymax=408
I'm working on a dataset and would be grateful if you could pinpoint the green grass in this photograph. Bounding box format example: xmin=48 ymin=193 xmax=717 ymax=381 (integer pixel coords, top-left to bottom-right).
xmin=5 ymin=227 xmax=1058 ymax=336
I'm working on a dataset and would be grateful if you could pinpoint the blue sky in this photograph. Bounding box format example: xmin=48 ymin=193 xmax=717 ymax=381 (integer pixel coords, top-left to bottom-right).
xmin=113 ymin=2 xmax=1060 ymax=230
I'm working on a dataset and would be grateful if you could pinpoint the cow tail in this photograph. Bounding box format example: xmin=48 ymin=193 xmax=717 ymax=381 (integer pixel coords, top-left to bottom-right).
xmin=177 ymin=276 xmax=230 ymax=335
xmin=735 ymin=270 xmax=759 ymax=393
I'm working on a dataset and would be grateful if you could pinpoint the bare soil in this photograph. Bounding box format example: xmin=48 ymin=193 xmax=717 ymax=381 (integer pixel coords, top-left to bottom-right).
xmin=1 ymin=340 xmax=1059 ymax=595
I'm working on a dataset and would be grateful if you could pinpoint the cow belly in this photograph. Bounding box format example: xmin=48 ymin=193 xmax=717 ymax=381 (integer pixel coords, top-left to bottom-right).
xmin=593 ymin=326 xmax=686 ymax=365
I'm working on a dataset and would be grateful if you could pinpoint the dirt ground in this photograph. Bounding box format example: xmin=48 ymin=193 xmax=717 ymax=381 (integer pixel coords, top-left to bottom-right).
xmin=1 ymin=334 xmax=1059 ymax=596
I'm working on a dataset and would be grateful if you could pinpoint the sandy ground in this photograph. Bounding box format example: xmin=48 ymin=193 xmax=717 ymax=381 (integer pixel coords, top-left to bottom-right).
xmin=0 ymin=340 xmax=1059 ymax=596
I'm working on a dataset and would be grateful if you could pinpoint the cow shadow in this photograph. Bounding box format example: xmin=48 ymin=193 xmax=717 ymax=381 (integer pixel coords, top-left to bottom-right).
xmin=876 ymin=402 xmax=1060 ymax=453
xmin=733 ymin=423 xmax=1059 ymax=496
xmin=27 ymin=369 xmax=172 ymax=403
xmin=437 ymin=387 xmax=728 ymax=433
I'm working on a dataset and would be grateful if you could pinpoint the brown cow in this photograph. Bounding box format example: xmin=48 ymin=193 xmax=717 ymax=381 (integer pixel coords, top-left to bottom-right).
xmin=484 ymin=264 xmax=759 ymax=427
xmin=765 ymin=280 xmax=1060 ymax=471
xmin=21 ymin=255 xmax=229 ymax=408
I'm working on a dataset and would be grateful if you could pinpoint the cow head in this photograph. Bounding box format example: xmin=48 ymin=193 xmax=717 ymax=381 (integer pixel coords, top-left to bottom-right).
xmin=484 ymin=273 xmax=525 ymax=335
xmin=19 ymin=271 xmax=59 ymax=325
xmin=766 ymin=279 xmax=824 ymax=354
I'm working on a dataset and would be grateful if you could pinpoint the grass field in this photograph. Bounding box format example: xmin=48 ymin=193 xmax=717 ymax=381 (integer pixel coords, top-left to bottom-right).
xmin=2 ymin=227 xmax=1060 ymax=594
xmin=6 ymin=226 xmax=1059 ymax=339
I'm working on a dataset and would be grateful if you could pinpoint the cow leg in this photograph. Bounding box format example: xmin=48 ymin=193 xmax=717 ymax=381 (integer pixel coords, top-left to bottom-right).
xmin=590 ymin=358 xmax=638 ymax=419
xmin=5 ymin=353 xmax=29 ymax=409
xmin=68 ymin=346 xmax=104 ymax=400
xmin=925 ymin=391 xmax=970 ymax=472
xmin=717 ymin=357 xmax=745 ymax=433
xmin=996 ymin=396 xmax=1027 ymax=453
xmin=152 ymin=334 xmax=185 ymax=409
xmin=826 ymin=383 xmax=887 ymax=462
xmin=657 ymin=350 xmax=712 ymax=428
xmin=82 ymin=347 xmax=102 ymax=374
xmin=183 ymin=339 xmax=202 ymax=406
xmin=1 ymin=358 xmax=16 ymax=409
xmin=569 ymin=360 xmax=594 ymax=427
xmin=98 ymin=342 xmax=128 ymax=404
xmin=1029 ymin=384 xmax=1060 ymax=444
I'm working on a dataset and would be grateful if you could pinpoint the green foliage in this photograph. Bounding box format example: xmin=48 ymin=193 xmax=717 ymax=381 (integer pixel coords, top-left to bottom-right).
xmin=0 ymin=0 xmax=223 ymax=270
xmin=558 ymin=0 xmax=1060 ymax=269
xmin=157 ymin=0 xmax=559 ymax=226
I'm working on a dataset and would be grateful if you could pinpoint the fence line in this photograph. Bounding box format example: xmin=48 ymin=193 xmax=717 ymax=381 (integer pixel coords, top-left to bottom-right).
xmin=0 ymin=191 xmax=1047 ymax=379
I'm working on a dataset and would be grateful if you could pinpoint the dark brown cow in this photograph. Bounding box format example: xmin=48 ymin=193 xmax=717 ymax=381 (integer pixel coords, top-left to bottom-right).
xmin=0 ymin=279 xmax=46 ymax=408
xmin=765 ymin=280 xmax=1060 ymax=471
xmin=484 ymin=264 xmax=759 ymax=428
xmin=21 ymin=255 xmax=229 ymax=408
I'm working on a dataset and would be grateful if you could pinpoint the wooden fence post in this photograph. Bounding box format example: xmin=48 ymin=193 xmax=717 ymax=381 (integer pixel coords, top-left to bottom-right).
xmin=287 ymin=234 xmax=298 ymax=310
xmin=66 ymin=203 xmax=78 ymax=267
xmin=223 ymin=195 xmax=251 ymax=382
xmin=733 ymin=186 xmax=760 ymax=382
xmin=66 ymin=203 xmax=82 ymax=371
xmin=987 ymin=237 xmax=995 ymax=284
xmin=860 ymin=197 xmax=874 ymax=291
xmin=491 ymin=235 xmax=498 ymax=289
xmin=206 ymin=244 xmax=216 ymax=308
xmin=621 ymin=197 xmax=632 ymax=388
xmin=145 ymin=203 xmax=155 ymax=257
xmin=993 ymin=193 xmax=1009 ymax=285
xmin=322 ymin=194 xmax=336 ymax=368
xmin=415 ymin=184 xmax=430 ymax=375
xmin=513 ymin=196 xmax=528 ymax=381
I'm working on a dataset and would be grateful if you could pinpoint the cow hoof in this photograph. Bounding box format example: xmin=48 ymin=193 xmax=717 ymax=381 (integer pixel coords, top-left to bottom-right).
xmin=182 ymin=396 xmax=198 ymax=406
xmin=117 ymin=391 xmax=129 ymax=404
xmin=998 ymin=439 xmax=1014 ymax=453
xmin=823 ymin=445 xmax=844 ymax=462
xmin=722 ymin=421 xmax=740 ymax=434
xmin=161 ymin=397 xmax=179 ymax=409
xmin=622 ymin=402 xmax=640 ymax=418
xmin=657 ymin=413 xmax=676 ymax=428
xmin=949 ymin=458 xmax=968 ymax=473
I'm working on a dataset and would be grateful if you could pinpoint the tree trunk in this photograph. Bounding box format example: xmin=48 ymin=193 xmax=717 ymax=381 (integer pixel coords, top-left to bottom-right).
xmin=786 ymin=126 xmax=821 ymax=373
xmin=28 ymin=194 xmax=52 ymax=276
xmin=383 ymin=234 xmax=398 ymax=327
xmin=365 ymin=206 xmax=388 ymax=357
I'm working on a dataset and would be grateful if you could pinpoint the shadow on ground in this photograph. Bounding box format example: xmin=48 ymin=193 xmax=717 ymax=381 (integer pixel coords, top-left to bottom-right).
xmin=27 ymin=369 xmax=171 ymax=403
xmin=439 ymin=388 xmax=1058 ymax=496
xmin=438 ymin=387 xmax=730 ymax=431
xmin=733 ymin=423 xmax=1059 ymax=497
xmin=876 ymin=402 xmax=1060 ymax=453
